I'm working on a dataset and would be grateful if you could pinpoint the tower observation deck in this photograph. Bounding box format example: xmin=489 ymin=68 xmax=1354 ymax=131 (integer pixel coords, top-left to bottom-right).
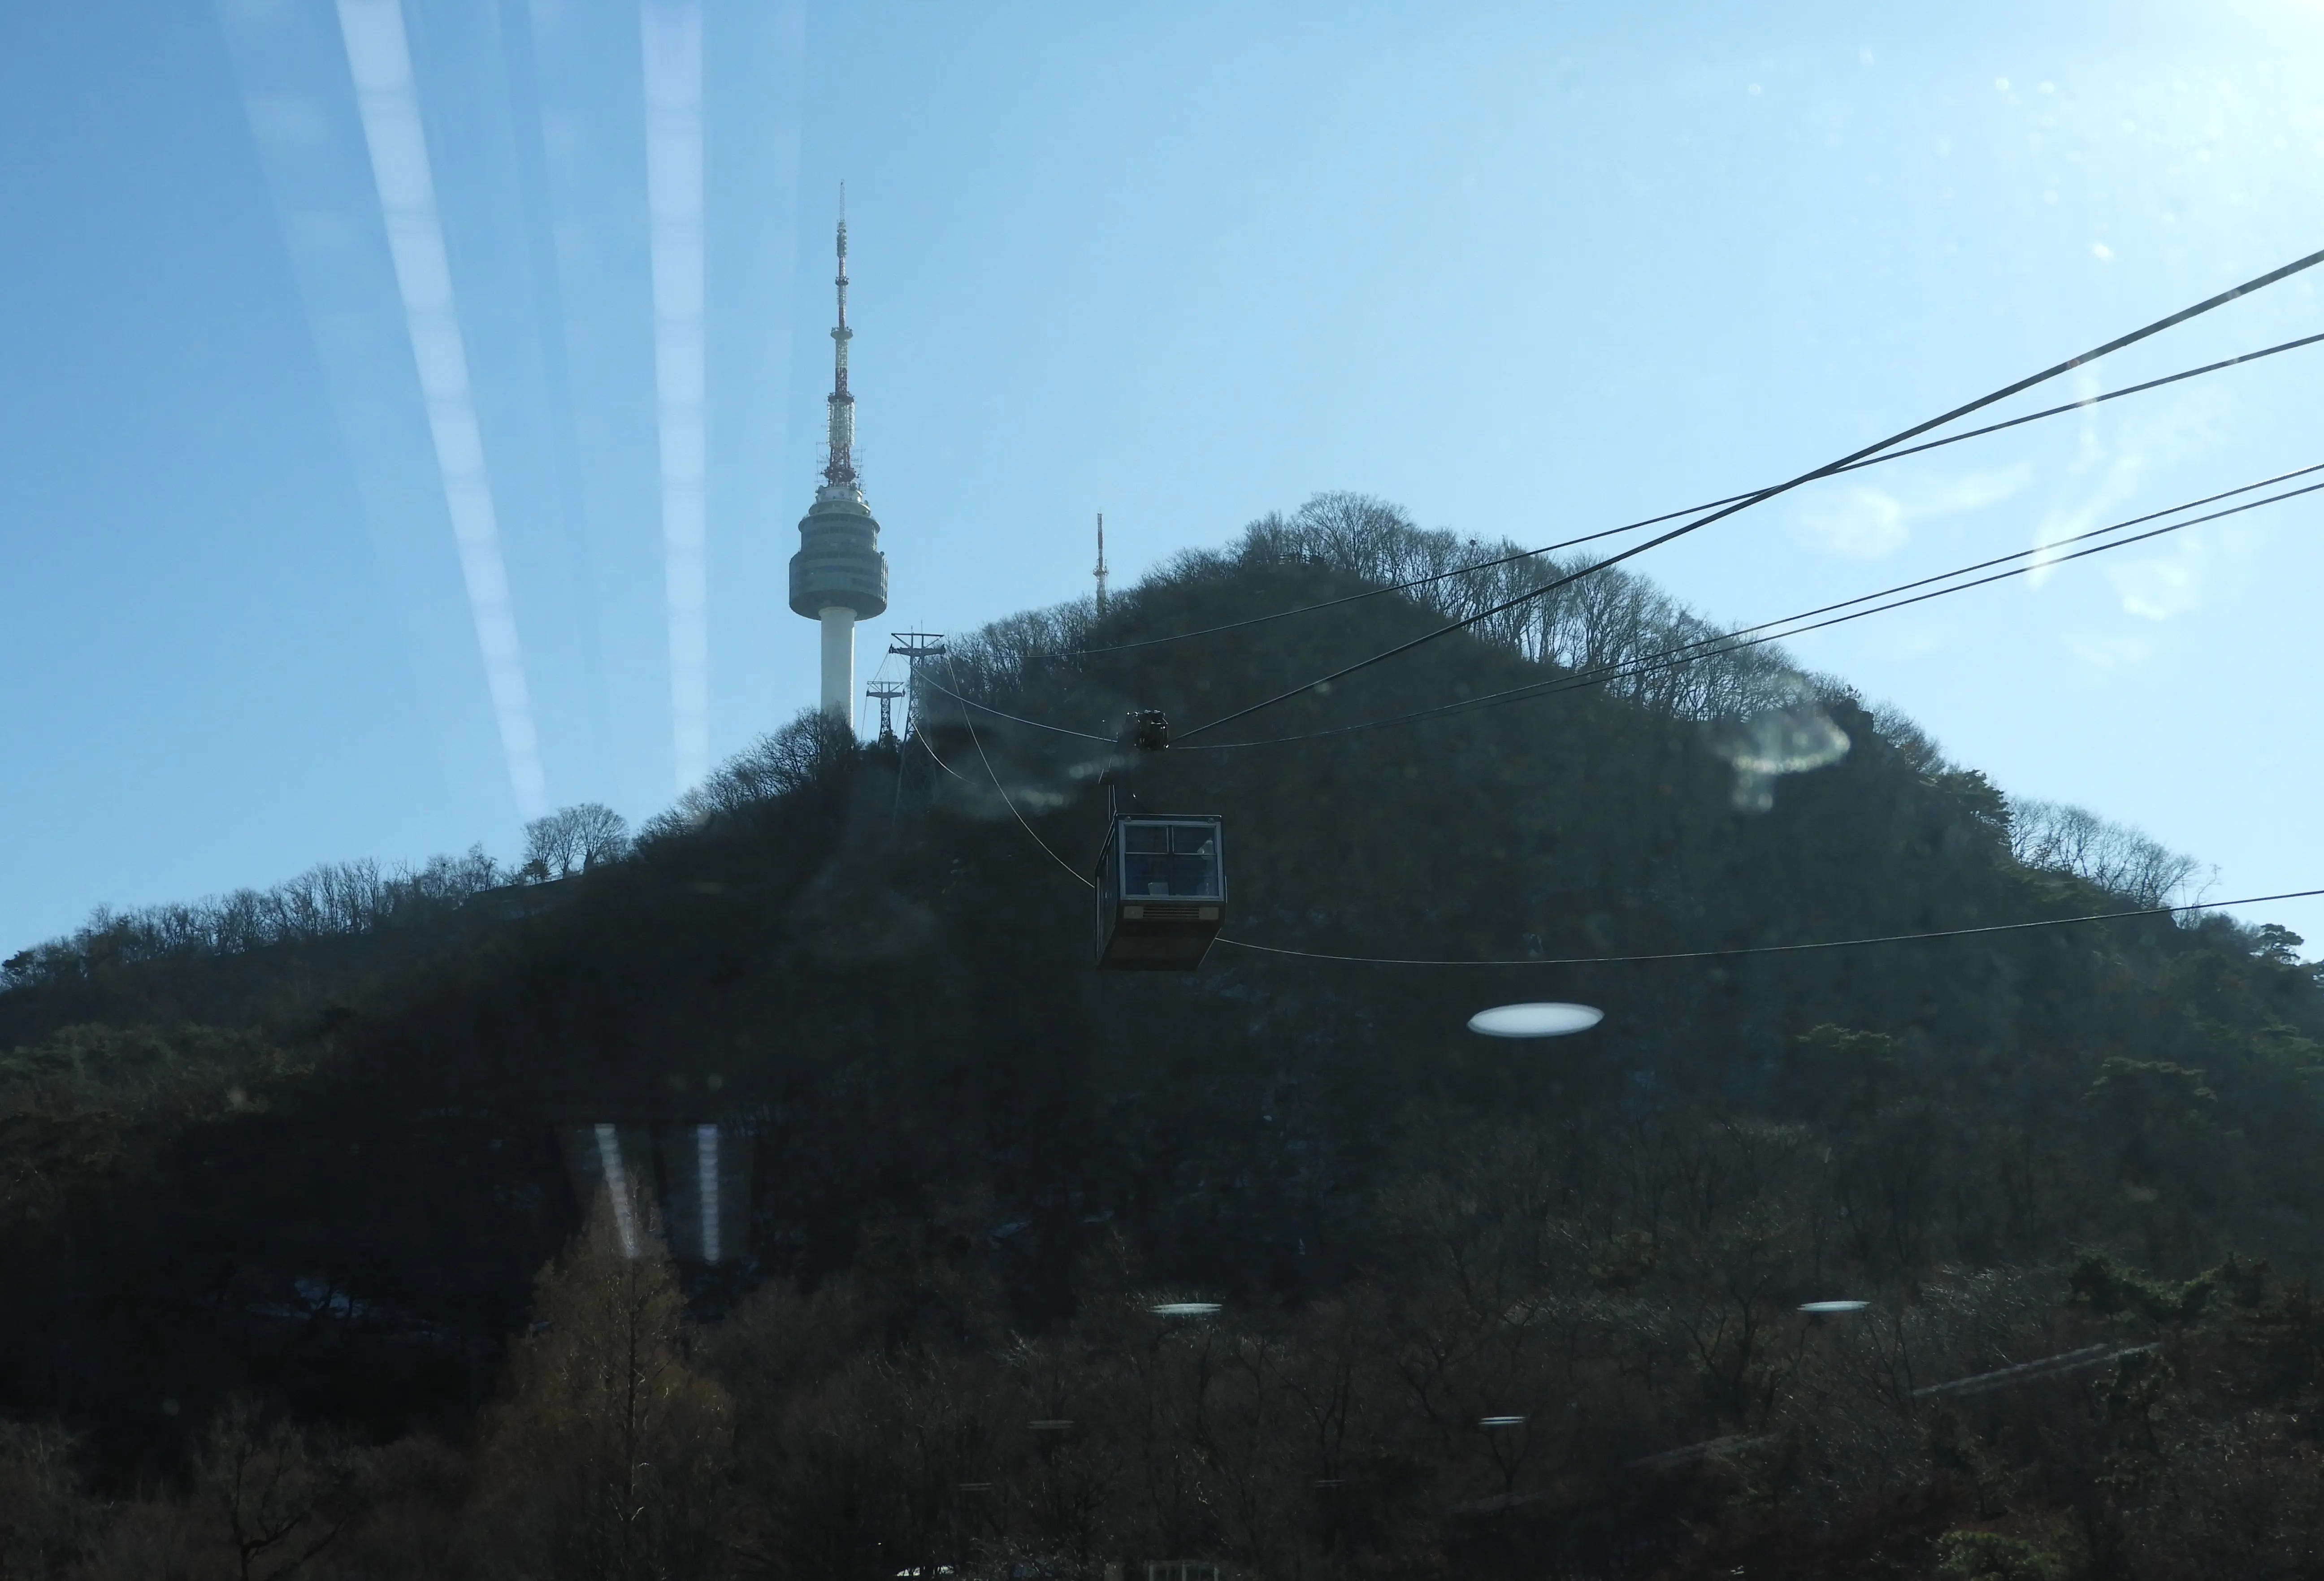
xmin=789 ymin=198 xmax=888 ymax=722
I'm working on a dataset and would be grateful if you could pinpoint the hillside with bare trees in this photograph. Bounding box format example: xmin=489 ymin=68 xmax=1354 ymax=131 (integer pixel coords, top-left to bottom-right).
xmin=1 ymin=497 xmax=2317 ymax=1580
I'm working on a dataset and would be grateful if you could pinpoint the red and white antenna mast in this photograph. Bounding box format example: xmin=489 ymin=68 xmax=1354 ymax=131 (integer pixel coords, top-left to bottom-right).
xmin=821 ymin=183 xmax=857 ymax=494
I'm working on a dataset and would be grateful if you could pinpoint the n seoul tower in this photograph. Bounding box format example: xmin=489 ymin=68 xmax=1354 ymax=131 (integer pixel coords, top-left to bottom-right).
xmin=789 ymin=197 xmax=888 ymax=723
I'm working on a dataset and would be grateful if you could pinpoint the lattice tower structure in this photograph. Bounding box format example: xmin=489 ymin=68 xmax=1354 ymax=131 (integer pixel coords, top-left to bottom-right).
xmin=887 ymin=631 xmax=946 ymax=740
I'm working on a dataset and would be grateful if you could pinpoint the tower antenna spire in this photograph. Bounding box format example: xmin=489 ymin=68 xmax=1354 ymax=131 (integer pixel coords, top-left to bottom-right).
xmin=822 ymin=185 xmax=856 ymax=493
xmin=1094 ymin=512 xmax=1109 ymax=615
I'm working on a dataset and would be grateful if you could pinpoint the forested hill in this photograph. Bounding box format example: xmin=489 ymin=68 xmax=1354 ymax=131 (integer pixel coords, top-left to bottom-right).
xmin=4 ymin=494 xmax=2322 ymax=1578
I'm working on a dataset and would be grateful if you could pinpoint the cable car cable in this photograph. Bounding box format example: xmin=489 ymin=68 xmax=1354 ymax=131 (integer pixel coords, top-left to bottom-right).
xmin=920 ymin=465 xmax=2323 ymax=751
xmin=1210 ymin=886 xmax=2324 ymax=969
xmin=915 ymin=728 xmax=969 ymax=782
xmin=944 ymin=653 xmax=1095 ymax=889
xmin=1176 ymin=466 xmax=2324 ymax=750
xmin=945 ymin=471 xmax=2317 ymax=753
xmin=1169 ymin=245 xmax=2324 ymax=745
xmin=935 ymin=712 xmax=2324 ymax=962
xmin=1040 ymin=326 xmax=2324 ymax=664
xmin=915 ymin=676 xmax=1117 ymax=743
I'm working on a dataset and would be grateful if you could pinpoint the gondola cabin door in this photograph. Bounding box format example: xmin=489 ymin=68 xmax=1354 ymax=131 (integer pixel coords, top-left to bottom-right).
xmin=1097 ymin=815 xmax=1226 ymax=970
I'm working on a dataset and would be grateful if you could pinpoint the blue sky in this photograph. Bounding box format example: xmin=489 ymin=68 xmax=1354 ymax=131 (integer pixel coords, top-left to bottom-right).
xmin=5 ymin=0 xmax=2324 ymax=953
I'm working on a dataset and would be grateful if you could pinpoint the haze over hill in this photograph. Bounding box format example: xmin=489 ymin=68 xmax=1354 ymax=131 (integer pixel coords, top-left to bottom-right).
xmin=2 ymin=496 xmax=2319 ymax=1578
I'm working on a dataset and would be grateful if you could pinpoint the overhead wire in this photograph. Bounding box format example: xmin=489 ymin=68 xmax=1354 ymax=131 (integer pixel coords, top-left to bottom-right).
xmin=1177 ymin=465 xmax=2324 ymax=749
xmin=898 ymin=277 xmax=2324 ymax=979
xmin=1171 ymin=245 xmax=2324 ymax=744
xmin=944 ymin=653 xmax=1094 ymax=889
xmin=914 ymin=723 xmax=969 ymax=781
xmin=1043 ymin=327 xmax=2324 ymax=664
xmin=918 ymin=675 xmax=1117 ymax=743
xmin=1210 ymin=887 xmax=2324 ymax=968
xmin=929 ymin=549 xmax=2324 ymax=970
xmin=915 ymin=464 xmax=2324 ymax=752
xmin=924 ymin=494 xmax=2324 ymax=968
xmin=928 ymin=700 xmax=2324 ymax=963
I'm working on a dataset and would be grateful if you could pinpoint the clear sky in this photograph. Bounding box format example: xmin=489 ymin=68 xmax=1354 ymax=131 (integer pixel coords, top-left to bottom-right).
xmin=4 ymin=0 xmax=2323 ymax=955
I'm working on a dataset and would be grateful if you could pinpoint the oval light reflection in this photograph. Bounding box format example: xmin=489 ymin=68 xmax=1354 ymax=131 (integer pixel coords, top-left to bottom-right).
xmin=1468 ymin=1003 xmax=1605 ymax=1039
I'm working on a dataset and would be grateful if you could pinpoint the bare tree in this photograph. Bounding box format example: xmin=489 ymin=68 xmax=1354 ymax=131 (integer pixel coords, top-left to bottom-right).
xmin=523 ymin=805 xmax=632 ymax=883
xmin=2 ymin=845 xmax=507 ymax=988
xmin=2008 ymin=798 xmax=2205 ymax=908
xmin=193 ymin=1397 xmax=357 ymax=1581
xmin=569 ymin=805 xmax=632 ymax=869
xmin=944 ymin=490 xmax=1805 ymax=736
xmin=644 ymin=711 xmax=857 ymax=840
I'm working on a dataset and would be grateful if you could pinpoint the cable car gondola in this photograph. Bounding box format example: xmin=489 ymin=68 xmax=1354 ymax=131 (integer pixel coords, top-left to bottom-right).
xmin=1095 ymin=715 xmax=1226 ymax=970
xmin=1097 ymin=813 xmax=1226 ymax=970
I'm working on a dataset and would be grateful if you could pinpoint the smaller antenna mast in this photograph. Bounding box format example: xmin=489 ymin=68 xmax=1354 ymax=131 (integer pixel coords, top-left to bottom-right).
xmin=1093 ymin=512 xmax=1109 ymax=616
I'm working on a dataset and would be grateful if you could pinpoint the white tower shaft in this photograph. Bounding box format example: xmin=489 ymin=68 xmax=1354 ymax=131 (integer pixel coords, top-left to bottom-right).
xmin=819 ymin=606 xmax=855 ymax=721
